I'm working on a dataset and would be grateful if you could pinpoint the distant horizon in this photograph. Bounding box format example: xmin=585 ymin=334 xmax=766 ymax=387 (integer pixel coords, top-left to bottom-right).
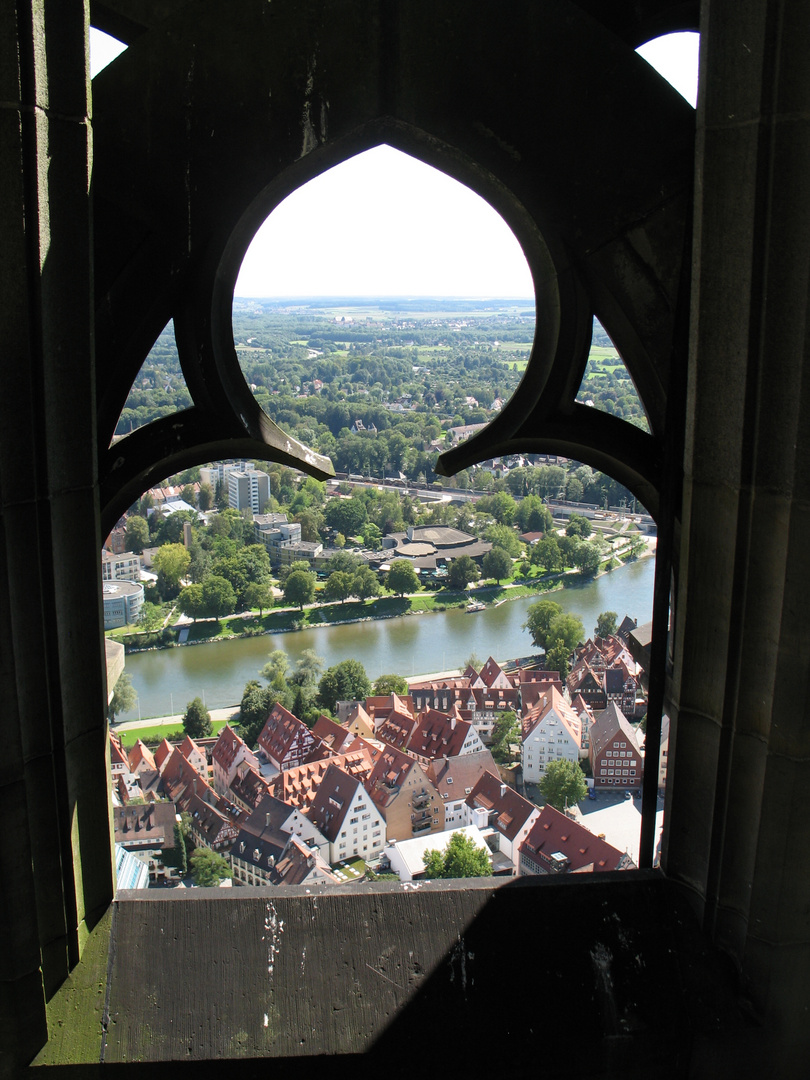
xmin=232 ymin=293 xmax=535 ymax=301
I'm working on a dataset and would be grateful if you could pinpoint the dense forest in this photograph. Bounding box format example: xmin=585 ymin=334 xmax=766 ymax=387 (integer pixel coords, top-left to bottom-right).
xmin=116 ymin=300 xmax=648 ymax=489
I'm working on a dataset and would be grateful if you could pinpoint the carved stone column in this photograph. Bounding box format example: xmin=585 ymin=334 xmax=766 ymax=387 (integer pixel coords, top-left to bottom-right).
xmin=670 ymin=0 xmax=810 ymax=1061
xmin=0 ymin=2 xmax=113 ymax=1069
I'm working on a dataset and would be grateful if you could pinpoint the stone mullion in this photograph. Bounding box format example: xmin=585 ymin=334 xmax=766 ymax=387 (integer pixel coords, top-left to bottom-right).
xmin=0 ymin=2 xmax=112 ymax=1066
xmin=673 ymin=0 xmax=810 ymax=1042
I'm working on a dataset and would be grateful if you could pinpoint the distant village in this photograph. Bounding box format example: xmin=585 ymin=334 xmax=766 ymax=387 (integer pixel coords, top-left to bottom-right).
xmin=111 ymin=619 xmax=667 ymax=890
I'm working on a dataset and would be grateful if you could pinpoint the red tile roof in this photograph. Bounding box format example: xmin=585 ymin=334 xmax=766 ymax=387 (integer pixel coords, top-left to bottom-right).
xmin=521 ymin=686 xmax=582 ymax=745
xmin=520 ymin=804 xmax=630 ymax=873
xmin=258 ymin=703 xmax=315 ymax=768
xmin=128 ymin=739 xmax=156 ymax=773
xmin=589 ymin=702 xmax=642 ymax=758
xmin=406 ymin=709 xmax=473 ymax=760
xmin=269 ymin=748 xmax=374 ymax=811
xmin=212 ymin=724 xmax=250 ymax=772
xmin=465 ymin=771 xmax=538 ymax=841
xmin=307 ymin=764 xmax=362 ymax=842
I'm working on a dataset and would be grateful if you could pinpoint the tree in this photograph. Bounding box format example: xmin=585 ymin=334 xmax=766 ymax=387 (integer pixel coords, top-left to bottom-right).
xmin=539 ymin=758 xmax=588 ymax=810
xmin=211 ymin=544 xmax=272 ymax=607
xmin=197 ymin=482 xmax=214 ymax=511
xmin=352 ymin=565 xmax=381 ymax=601
xmin=261 ymin=648 xmax=290 ymax=688
xmin=626 ymin=535 xmax=646 ymax=560
xmin=136 ymin=601 xmax=165 ymax=631
xmin=201 ymin=574 xmax=236 ymax=619
xmin=294 ymin=508 xmax=324 ymax=543
xmin=566 ymin=512 xmax=592 ymax=538
xmin=545 ymin=637 xmax=573 ymax=679
xmin=447 ymin=554 xmax=480 ymax=591
xmin=108 ymin=672 xmax=136 ymax=722
xmin=572 ymin=540 xmax=602 ymax=577
xmin=595 ymin=611 xmax=618 ymax=638
xmin=182 ymin=696 xmax=212 ymax=738
xmin=283 ymin=568 xmax=316 ymax=609
xmin=323 ymin=569 xmax=354 ymax=604
xmin=531 ymin=535 xmax=563 ymax=573
xmin=373 ymin=673 xmax=409 ymax=696
xmin=124 ymin=515 xmax=150 ymax=553
xmin=317 ymin=659 xmax=372 ymax=713
xmin=524 ymin=599 xmax=563 ymax=649
xmin=289 ymin=649 xmax=325 ymax=724
xmin=483 ymin=546 xmax=512 ymax=583
xmin=557 ymin=534 xmax=578 ymax=566
xmin=477 ymin=490 xmax=517 ymax=525
xmin=290 ymin=648 xmax=324 ymax=689
xmin=156 ymin=509 xmax=197 ymax=547
xmin=387 ymin=559 xmax=419 ymax=596
xmin=172 ymin=817 xmax=189 ymax=875
xmin=422 ymin=831 xmax=492 ymax=879
xmin=190 ymin=847 xmax=233 ymax=887
xmin=153 ymin=542 xmax=191 ymax=596
xmin=243 ymin=581 xmax=272 ymax=616
xmin=490 ymin=710 xmax=520 ymax=762
xmin=238 ymin=679 xmax=278 ymax=747
xmin=324 ymin=550 xmax=361 ymax=575
xmin=362 ymin=522 xmax=383 ymax=550
xmin=484 ymin=523 xmax=521 ymax=557
xmin=325 ymin=495 xmax=367 ymax=537
xmin=547 ymin=611 xmax=585 ymax=652
xmin=515 ymin=495 xmax=553 ymax=534
xmin=177 ymin=583 xmax=206 ymax=621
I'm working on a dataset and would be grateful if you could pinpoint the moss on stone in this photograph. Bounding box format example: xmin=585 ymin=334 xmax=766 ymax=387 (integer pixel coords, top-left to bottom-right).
xmin=32 ymin=906 xmax=112 ymax=1065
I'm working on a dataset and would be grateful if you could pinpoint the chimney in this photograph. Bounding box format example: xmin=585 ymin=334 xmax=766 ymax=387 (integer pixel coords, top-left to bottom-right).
xmin=266 ymin=812 xmax=271 ymax=827
xmin=500 ymin=783 xmax=507 ymax=798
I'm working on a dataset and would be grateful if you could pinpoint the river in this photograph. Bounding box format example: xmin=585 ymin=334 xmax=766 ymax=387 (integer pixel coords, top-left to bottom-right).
xmin=118 ymin=556 xmax=656 ymax=721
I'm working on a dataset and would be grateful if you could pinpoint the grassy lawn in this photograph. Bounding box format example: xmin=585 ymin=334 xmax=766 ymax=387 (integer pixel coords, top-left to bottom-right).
xmin=115 ymin=718 xmax=231 ymax=747
xmin=331 ymin=857 xmax=365 ymax=882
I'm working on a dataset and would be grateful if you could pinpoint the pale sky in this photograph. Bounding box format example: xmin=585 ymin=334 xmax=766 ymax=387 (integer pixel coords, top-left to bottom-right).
xmin=90 ymin=29 xmax=698 ymax=299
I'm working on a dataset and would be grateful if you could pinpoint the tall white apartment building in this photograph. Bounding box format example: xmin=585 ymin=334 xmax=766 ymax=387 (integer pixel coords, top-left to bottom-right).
xmin=228 ymin=468 xmax=270 ymax=514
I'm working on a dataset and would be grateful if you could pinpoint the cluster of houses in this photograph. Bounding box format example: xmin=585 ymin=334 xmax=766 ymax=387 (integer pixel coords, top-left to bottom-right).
xmin=111 ymin=635 xmax=659 ymax=889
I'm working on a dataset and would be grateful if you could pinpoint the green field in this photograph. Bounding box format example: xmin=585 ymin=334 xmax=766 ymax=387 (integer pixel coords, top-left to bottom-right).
xmin=508 ymin=342 xmax=622 ymax=373
xmin=116 ymin=718 xmax=231 ymax=747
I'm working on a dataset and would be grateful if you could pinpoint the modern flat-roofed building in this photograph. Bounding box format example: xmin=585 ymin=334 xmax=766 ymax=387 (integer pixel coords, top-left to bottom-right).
xmin=102 ymin=580 xmax=144 ymax=629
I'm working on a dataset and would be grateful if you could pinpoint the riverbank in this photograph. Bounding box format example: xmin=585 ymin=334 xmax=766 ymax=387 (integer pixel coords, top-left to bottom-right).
xmin=113 ymin=555 xmax=656 ymax=723
xmin=110 ymin=540 xmax=656 ymax=656
xmin=113 ymin=667 xmax=463 ymax=739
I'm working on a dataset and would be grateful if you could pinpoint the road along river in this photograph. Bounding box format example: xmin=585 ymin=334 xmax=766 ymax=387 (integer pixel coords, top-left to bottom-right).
xmin=117 ymin=556 xmax=655 ymax=722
